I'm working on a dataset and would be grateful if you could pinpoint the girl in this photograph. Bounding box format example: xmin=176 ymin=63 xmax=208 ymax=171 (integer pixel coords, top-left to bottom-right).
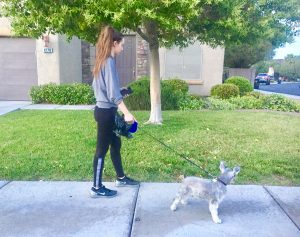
xmin=91 ymin=26 xmax=139 ymax=198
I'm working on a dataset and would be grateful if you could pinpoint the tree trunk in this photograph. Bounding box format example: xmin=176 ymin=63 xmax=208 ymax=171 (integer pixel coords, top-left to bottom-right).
xmin=144 ymin=21 xmax=163 ymax=124
xmin=147 ymin=45 xmax=162 ymax=124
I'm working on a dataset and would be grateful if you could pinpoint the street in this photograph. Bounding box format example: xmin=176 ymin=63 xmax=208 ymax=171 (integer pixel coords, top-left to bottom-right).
xmin=258 ymin=82 xmax=300 ymax=96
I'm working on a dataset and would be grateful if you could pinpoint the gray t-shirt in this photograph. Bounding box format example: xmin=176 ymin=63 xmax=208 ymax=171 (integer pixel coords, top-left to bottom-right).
xmin=92 ymin=56 xmax=123 ymax=108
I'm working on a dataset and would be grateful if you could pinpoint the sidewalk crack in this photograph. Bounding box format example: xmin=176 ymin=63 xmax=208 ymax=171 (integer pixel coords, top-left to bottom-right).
xmin=263 ymin=186 xmax=300 ymax=231
xmin=128 ymin=185 xmax=140 ymax=237
xmin=0 ymin=181 xmax=11 ymax=190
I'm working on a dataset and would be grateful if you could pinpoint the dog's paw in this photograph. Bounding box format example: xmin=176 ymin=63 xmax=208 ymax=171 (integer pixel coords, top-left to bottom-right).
xmin=181 ymin=200 xmax=188 ymax=205
xmin=213 ymin=218 xmax=222 ymax=224
xmin=170 ymin=204 xmax=177 ymax=211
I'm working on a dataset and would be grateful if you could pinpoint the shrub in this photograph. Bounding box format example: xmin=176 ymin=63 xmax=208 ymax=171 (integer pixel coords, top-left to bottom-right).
xmin=228 ymin=96 xmax=264 ymax=109
xmin=211 ymin=84 xmax=239 ymax=99
xmin=124 ymin=78 xmax=151 ymax=110
xmin=203 ymin=97 xmax=237 ymax=110
xmin=262 ymin=94 xmax=300 ymax=112
xmin=30 ymin=83 xmax=95 ymax=104
xmin=30 ymin=85 xmax=46 ymax=104
xmin=245 ymin=91 xmax=265 ymax=99
xmin=162 ymin=78 xmax=189 ymax=94
xmin=225 ymin=76 xmax=253 ymax=96
xmin=124 ymin=77 xmax=188 ymax=110
xmin=179 ymin=95 xmax=205 ymax=111
xmin=228 ymin=93 xmax=300 ymax=112
xmin=161 ymin=79 xmax=187 ymax=110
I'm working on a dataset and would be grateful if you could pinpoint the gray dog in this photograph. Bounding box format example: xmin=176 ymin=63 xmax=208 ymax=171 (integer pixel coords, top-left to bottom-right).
xmin=170 ymin=161 xmax=240 ymax=224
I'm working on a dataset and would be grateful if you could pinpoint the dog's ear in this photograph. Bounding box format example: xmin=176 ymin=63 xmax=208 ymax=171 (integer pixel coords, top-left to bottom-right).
xmin=234 ymin=166 xmax=240 ymax=174
xmin=178 ymin=174 xmax=185 ymax=182
xmin=219 ymin=161 xmax=226 ymax=173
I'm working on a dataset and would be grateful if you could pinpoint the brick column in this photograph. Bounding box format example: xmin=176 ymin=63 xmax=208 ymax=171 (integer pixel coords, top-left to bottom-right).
xmin=81 ymin=41 xmax=93 ymax=85
xmin=136 ymin=34 xmax=149 ymax=79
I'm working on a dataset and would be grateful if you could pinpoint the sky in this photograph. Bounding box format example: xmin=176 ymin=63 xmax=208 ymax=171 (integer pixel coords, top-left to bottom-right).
xmin=273 ymin=35 xmax=300 ymax=59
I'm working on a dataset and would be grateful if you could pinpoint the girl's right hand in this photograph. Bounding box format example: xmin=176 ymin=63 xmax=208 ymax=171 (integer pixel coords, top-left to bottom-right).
xmin=124 ymin=113 xmax=135 ymax=124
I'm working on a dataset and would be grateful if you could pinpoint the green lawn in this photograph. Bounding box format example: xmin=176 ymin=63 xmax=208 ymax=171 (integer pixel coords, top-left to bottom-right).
xmin=0 ymin=110 xmax=299 ymax=185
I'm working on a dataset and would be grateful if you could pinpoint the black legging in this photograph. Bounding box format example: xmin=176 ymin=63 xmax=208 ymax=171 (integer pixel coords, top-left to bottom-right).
xmin=93 ymin=106 xmax=124 ymax=188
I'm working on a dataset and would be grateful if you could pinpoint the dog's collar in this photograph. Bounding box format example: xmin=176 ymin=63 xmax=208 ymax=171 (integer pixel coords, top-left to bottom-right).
xmin=216 ymin=177 xmax=227 ymax=186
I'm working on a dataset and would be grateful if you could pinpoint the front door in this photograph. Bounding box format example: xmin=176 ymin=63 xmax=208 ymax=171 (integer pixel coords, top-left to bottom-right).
xmin=116 ymin=35 xmax=136 ymax=87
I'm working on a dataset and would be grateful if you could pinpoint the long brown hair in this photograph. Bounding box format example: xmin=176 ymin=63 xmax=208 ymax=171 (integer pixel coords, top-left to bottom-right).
xmin=93 ymin=26 xmax=124 ymax=78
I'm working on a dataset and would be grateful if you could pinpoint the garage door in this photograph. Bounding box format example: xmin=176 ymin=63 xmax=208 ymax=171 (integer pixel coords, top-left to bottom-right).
xmin=0 ymin=38 xmax=37 ymax=100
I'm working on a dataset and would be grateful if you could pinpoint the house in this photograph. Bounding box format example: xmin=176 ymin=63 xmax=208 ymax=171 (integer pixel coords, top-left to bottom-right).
xmin=0 ymin=17 xmax=82 ymax=100
xmin=0 ymin=18 xmax=224 ymax=101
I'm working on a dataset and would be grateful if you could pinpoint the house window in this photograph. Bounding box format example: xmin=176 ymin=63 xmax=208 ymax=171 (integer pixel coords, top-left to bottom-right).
xmin=164 ymin=42 xmax=203 ymax=83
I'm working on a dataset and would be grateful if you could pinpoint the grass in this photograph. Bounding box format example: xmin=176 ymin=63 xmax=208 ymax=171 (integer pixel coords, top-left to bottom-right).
xmin=0 ymin=110 xmax=299 ymax=185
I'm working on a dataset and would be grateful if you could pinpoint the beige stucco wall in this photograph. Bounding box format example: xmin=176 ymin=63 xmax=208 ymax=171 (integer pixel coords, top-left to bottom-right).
xmin=58 ymin=35 xmax=82 ymax=84
xmin=36 ymin=34 xmax=82 ymax=85
xmin=36 ymin=34 xmax=61 ymax=85
xmin=160 ymin=43 xmax=224 ymax=96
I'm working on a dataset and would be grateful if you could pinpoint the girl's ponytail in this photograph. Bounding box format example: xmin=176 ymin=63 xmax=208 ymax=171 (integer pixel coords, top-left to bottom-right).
xmin=93 ymin=26 xmax=123 ymax=78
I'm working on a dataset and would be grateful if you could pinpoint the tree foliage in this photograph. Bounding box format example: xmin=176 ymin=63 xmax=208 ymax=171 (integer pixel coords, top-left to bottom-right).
xmin=253 ymin=55 xmax=300 ymax=80
xmin=224 ymin=40 xmax=274 ymax=68
xmin=2 ymin=0 xmax=298 ymax=47
xmin=224 ymin=0 xmax=300 ymax=68
xmin=2 ymin=0 xmax=299 ymax=122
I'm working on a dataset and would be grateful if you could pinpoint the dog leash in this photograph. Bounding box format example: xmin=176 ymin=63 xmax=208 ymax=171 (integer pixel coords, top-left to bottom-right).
xmin=138 ymin=125 xmax=220 ymax=180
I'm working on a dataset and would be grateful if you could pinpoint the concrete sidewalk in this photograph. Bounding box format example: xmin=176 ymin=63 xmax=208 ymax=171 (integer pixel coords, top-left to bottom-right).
xmin=0 ymin=101 xmax=94 ymax=116
xmin=0 ymin=101 xmax=32 ymax=116
xmin=0 ymin=181 xmax=299 ymax=237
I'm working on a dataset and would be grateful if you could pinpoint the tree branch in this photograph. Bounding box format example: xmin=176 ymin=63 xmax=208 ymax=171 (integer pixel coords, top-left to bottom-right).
xmin=136 ymin=27 xmax=149 ymax=42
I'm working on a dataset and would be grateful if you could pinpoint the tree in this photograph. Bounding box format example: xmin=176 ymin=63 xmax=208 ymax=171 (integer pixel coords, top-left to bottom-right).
xmin=2 ymin=0 xmax=299 ymax=124
xmin=253 ymin=55 xmax=300 ymax=80
xmin=224 ymin=41 xmax=274 ymax=68
xmin=224 ymin=0 xmax=300 ymax=68
xmin=282 ymin=54 xmax=300 ymax=80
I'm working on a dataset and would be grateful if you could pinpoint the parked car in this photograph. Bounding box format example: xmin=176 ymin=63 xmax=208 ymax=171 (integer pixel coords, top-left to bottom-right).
xmin=255 ymin=73 xmax=271 ymax=85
